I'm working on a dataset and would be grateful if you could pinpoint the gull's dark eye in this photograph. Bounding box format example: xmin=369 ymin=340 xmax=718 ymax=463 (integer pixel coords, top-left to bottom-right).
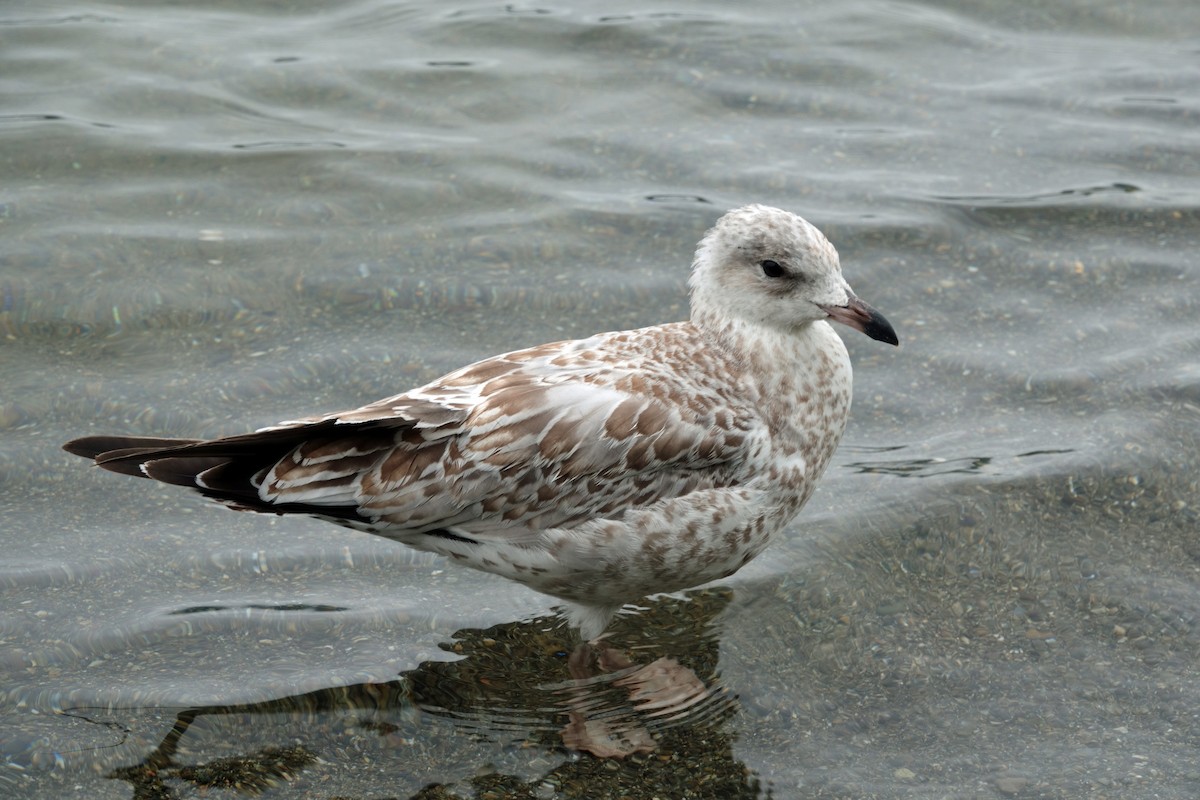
xmin=760 ymin=259 xmax=785 ymax=278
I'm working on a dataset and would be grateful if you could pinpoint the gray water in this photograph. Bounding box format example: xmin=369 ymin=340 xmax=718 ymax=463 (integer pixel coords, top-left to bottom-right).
xmin=3 ymin=1 xmax=1199 ymax=797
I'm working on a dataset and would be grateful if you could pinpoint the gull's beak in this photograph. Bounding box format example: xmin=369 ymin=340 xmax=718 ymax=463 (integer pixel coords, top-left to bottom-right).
xmin=821 ymin=296 xmax=899 ymax=346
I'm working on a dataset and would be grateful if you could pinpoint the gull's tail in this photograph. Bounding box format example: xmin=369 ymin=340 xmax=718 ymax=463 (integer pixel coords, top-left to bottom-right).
xmin=62 ymin=425 xmax=372 ymax=523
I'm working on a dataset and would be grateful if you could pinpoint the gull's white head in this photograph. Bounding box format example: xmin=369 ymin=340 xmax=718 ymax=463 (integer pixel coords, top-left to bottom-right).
xmin=689 ymin=204 xmax=897 ymax=345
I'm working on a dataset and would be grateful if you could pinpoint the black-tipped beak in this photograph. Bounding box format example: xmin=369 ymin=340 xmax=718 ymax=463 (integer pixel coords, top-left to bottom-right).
xmin=821 ymin=296 xmax=899 ymax=346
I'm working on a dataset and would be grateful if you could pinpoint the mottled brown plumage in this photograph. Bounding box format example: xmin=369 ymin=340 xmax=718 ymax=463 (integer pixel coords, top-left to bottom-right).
xmin=64 ymin=205 xmax=897 ymax=639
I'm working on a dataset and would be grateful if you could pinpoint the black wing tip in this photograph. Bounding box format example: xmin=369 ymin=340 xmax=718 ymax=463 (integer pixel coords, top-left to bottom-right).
xmin=63 ymin=435 xmax=204 ymax=461
xmin=64 ymin=435 xmax=214 ymax=481
xmin=63 ymin=431 xmax=374 ymax=525
xmin=63 ymin=436 xmax=111 ymax=459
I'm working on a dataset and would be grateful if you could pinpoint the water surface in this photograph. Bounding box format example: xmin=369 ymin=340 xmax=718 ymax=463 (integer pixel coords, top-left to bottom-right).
xmin=3 ymin=0 xmax=1199 ymax=797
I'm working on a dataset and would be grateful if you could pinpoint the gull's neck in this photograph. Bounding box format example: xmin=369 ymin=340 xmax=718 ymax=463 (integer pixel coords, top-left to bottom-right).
xmin=691 ymin=305 xmax=847 ymax=376
xmin=690 ymin=306 xmax=854 ymax=446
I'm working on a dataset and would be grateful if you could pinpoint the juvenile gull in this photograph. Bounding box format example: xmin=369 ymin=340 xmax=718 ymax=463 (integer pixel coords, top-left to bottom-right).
xmin=64 ymin=204 xmax=897 ymax=641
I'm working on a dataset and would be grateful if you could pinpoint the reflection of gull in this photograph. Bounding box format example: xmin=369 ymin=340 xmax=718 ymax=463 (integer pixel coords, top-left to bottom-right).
xmin=414 ymin=591 xmax=737 ymax=757
xmin=65 ymin=205 xmax=897 ymax=641
xmin=97 ymin=593 xmax=743 ymax=788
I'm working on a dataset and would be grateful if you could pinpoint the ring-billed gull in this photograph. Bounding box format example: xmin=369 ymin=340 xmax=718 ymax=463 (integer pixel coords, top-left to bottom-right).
xmin=64 ymin=204 xmax=897 ymax=641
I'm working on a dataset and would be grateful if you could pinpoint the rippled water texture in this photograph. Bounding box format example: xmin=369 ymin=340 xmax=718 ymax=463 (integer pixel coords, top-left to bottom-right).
xmin=3 ymin=0 xmax=1199 ymax=797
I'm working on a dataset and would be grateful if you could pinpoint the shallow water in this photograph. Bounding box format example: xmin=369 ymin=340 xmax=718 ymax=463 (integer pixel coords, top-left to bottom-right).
xmin=3 ymin=0 xmax=1200 ymax=797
